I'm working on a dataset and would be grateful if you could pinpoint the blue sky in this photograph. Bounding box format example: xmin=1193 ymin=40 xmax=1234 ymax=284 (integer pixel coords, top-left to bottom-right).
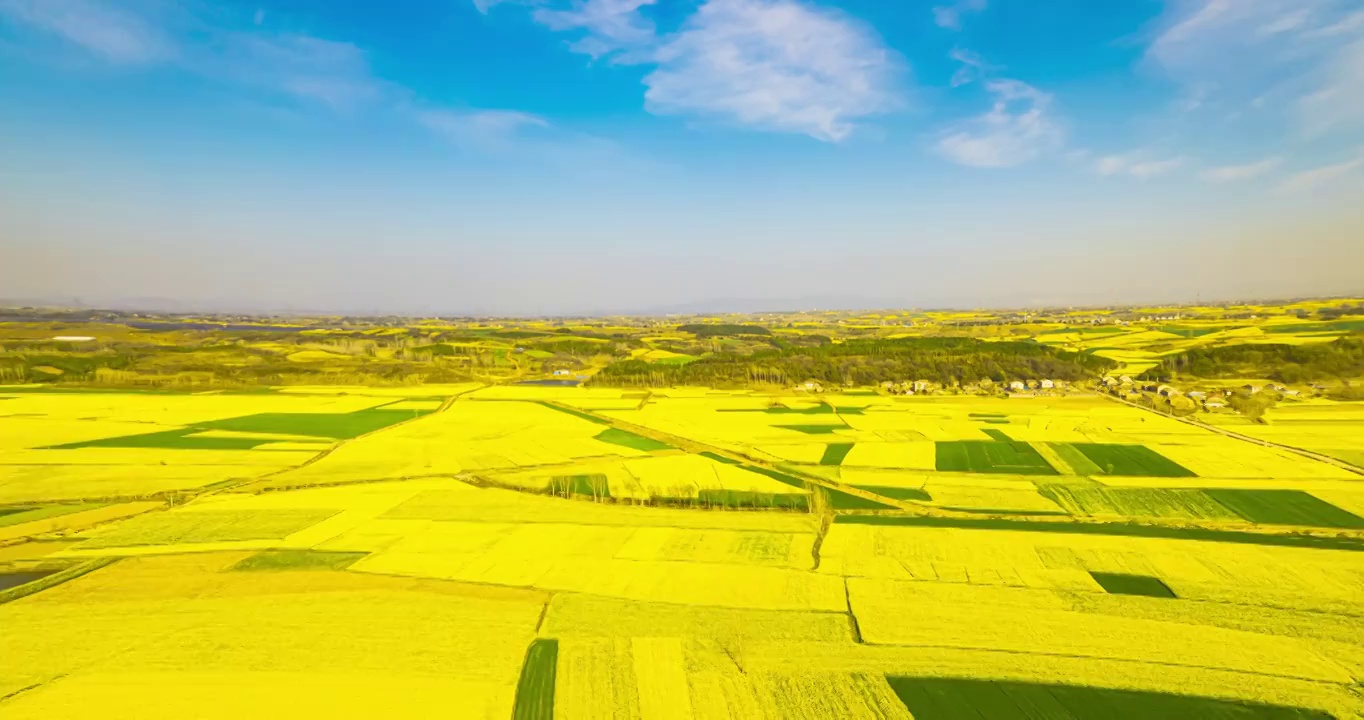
xmin=1 ymin=0 xmax=1361 ymax=315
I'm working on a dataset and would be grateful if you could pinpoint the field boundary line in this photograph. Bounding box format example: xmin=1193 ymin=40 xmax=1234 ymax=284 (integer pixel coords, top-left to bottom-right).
xmin=853 ymin=641 xmax=1356 ymax=687
xmin=1100 ymin=394 xmax=1364 ymax=477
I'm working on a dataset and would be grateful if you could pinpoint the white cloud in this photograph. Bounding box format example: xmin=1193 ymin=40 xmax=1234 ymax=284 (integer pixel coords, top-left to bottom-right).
xmin=1201 ymin=156 xmax=1283 ymax=182
xmin=217 ymin=34 xmax=382 ymax=110
xmin=1095 ymin=152 xmax=1186 ymax=179
xmin=1296 ymin=38 xmax=1364 ymax=138
xmin=641 ymin=0 xmax=899 ymax=142
xmin=932 ymin=0 xmax=986 ymax=31
xmin=1148 ymin=0 xmax=1364 ymax=136
xmin=936 ymin=80 xmax=1061 ymax=168
xmin=471 ymin=0 xmax=507 ymax=12
xmin=0 ymin=0 xmax=173 ymax=63
xmin=417 ymin=108 xmax=551 ymax=146
xmin=1278 ymin=157 xmax=1364 ymax=192
xmin=0 ymin=1 xmax=382 ymax=110
xmin=948 ymin=47 xmax=992 ymax=87
xmin=1102 ymin=154 xmax=1187 ymax=178
xmin=533 ymin=0 xmax=657 ymax=59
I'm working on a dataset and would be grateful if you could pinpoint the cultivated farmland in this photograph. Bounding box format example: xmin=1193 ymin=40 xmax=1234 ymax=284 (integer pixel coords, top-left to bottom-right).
xmin=3 ymin=302 xmax=1364 ymax=718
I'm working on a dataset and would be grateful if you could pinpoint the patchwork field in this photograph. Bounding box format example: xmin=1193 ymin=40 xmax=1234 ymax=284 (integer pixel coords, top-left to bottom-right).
xmin=3 ymin=384 xmax=1364 ymax=718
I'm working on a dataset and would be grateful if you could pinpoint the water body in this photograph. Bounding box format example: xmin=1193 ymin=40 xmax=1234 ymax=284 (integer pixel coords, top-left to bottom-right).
xmin=515 ymin=379 xmax=582 ymax=387
xmin=0 ymin=570 xmax=56 ymax=592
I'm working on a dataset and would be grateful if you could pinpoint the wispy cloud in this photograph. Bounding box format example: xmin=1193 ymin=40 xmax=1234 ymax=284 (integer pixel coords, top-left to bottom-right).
xmin=1295 ymin=37 xmax=1364 ymax=138
xmin=533 ymin=0 xmax=657 ymax=59
xmin=417 ymin=108 xmax=551 ymax=146
xmin=1148 ymin=0 xmax=1364 ymax=137
xmin=932 ymin=0 xmax=986 ymax=31
xmin=1278 ymin=156 xmax=1364 ymax=192
xmin=641 ymin=0 xmax=900 ymax=142
xmin=948 ymin=47 xmax=993 ymax=87
xmin=1095 ymin=152 xmax=1186 ymax=179
xmin=936 ymin=80 xmax=1061 ymax=168
xmin=215 ymin=33 xmax=383 ymax=110
xmin=1201 ymin=156 xmax=1283 ymax=182
xmin=0 ymin=0 xmax=174 ymax=63
xmin=0 ymin=1 xmax=386 ymax=111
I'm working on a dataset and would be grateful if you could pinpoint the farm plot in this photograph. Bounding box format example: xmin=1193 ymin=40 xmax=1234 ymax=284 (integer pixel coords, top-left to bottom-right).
xmin=1037 ymin=486 xmax=1243 ymax=521
xmin=839 ymin=442 xmax=937 ymax=470
xmin=1202 ymin=490 xmax=1364 ymax=529
xmin=936 ymin=441 xmax=1058 ymax=475
xmin=1062 ymin=443 xmax=1195 ymax=477
xmin=257 ymin=400 xmax=648 ymax=489
xmin=1151 ymin=443 xmax=1357 ymax=480
xmin=541 ymin=593 xmax=852 ymax=643
xmin=885 ymin=677 xmax=1330 ymax=719
xmin=846 ymin=578 xmax=1349 ymax=682
xmin=0 ymin=552 xmax=545 ymax=719
xmin=75 ymin=508 xmax=339 ymax=549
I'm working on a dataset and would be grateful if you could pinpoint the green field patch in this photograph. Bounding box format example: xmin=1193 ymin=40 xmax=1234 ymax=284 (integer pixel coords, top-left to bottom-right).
xmin=48 ymin=428 xmax=274 ymax=450
xmin=535 ymin=401 xmax=610 ymax=425
xmin=1089 ymin=572 xmax=1176 ymax=599
xmin=1046 ymin=443 xmax=1105 ymax=476
xmin=1067 ymin=443 xmax=1195 ymax=477
xmin=593 ymin=428 xmax=673 ymax=452
xmin=935 ymin=441 xmax=1058 ymax=475
xmin=199 ymin=409 xmax=425 ymax=440
xmin=1204 ymin=489 xmax=1364 ymax=529
xmin=738 ymin=465 xmax=806 ymax=489
xmin=0 ymin=503 xmax=107 ymax=528
xmin=968 ymin=413 xmax=1007 ymax=419
xmin=653 ymin=355 xmax=699 ymax=365
xmin=694 ymin=489 xmax=808 ymax=510
xmin=699 ymin=451 xmax=741 ymax=464
xmin=835 ymin=514 xmax=1364 ymax=551
xmin=1264 ymin=319 xmax=1364 ymax=333
xmin=820 ymin=443 xmax=855 ymax=466
xmin=78 ymin=509 xmax=339 ymax=549
xmin=886 ymin=677 xmax=1329 ymax=719
xmin=980 ymin=428 xmax=1012 ymax=441
xmin=851 ymin=485 xmax=930 ymax=502
xmin=825 ymin=487 xmax=899 ymax=510
xmin=1157 ymin=325 xmax=1226 ymax=338
xmin=775 ymin=424 xmax=844 ymax=435
xmin=764 ymin=405 xmax=835 ymax=415
xmin=1038 ymin=486 xmax=1242 ymax=521
xmin=512 ymin=638 xmax=558 ymax=720
xmin=549 ymin=474 xmax=611 ymax=498
xmin=230 ymin=549 xmax=368 ymax=572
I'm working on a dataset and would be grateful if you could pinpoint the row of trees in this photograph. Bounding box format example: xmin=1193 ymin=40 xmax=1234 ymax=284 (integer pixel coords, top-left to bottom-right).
xmin=1140 ymin=336 xmax=1364 ymax=383
xmin=592 ymin=338 xmax=1116 ymax=388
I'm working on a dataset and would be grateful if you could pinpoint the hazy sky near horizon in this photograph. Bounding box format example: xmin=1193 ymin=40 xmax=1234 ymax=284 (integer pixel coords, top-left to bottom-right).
xmin=1 ymin=0 xmax=1362 ymax=315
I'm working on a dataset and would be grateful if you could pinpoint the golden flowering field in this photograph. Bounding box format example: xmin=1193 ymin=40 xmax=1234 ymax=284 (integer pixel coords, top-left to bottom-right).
xmin=2 ymin=384 xmax=1363 ymax=718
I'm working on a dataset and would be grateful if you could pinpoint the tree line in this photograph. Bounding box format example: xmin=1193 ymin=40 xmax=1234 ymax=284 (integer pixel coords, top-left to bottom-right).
xmin=591 ymin=337 xmax=1115 ymax=388
xmin=1140 ymin=336 xmax=1364 ymax=383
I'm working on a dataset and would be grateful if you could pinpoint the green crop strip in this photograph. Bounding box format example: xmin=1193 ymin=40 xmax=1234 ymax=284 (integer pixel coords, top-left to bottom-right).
xmin=820 ymin=443 xmax=855 ymax=466
xmin=886 ymin=677 xmax=1331 ymax=719
xmin=835 ymin=514 xmax=1364 ymax=551
xmin=593 ymin=428 xmax=673 ymax=452
xmin=512 ymin=639 xmax=558 ymax=720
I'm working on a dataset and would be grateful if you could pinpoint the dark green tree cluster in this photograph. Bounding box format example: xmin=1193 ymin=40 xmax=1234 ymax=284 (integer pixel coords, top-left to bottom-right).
xmin=1140 ymin=336 xmax=1364 ymax=383
xmin=591 ymin=338 xmax=1115 ymax=388
xmin=677 ymin=324 xmax=772 ymax=337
